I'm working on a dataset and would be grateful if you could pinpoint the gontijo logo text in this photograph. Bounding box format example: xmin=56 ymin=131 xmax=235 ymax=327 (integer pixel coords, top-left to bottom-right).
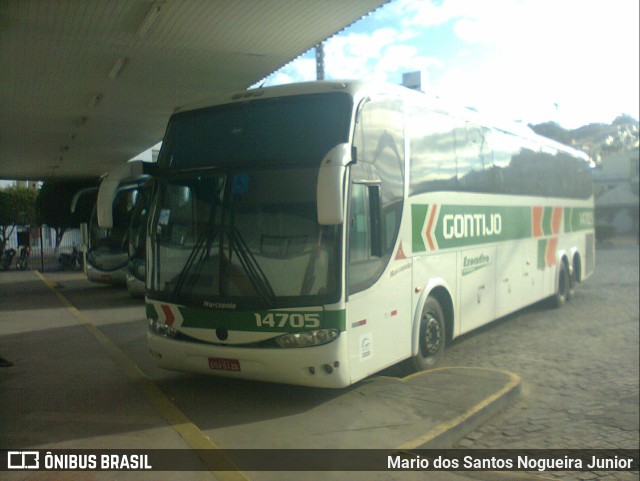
xmin=411 ymin=204 xmax=595 ymax=253
xmin=443 ymin=213 xmax=502 ymax=239
xmin=412 ymin=204 xmax=527 ymax=252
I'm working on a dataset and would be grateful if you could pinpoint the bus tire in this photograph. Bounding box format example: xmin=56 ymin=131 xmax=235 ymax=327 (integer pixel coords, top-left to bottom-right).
xmin=551 ymin=261 xmax=570 ymax=308
xmin=568 ymin=266 xmax=576 ymax=300
xmin=412 ymin=297 xmax=445 ymax=371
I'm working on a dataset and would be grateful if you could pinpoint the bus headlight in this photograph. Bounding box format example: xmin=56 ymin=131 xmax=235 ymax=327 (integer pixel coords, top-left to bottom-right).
xmin=149 ymin=318 xmax=177 ymax=338
xmin=275 ymin=329 xmax=340 ymax=348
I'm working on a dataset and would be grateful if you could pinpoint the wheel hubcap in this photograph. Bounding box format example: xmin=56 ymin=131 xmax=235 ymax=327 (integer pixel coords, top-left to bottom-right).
xmin=423 ymin=313 xmax=441 ymax=357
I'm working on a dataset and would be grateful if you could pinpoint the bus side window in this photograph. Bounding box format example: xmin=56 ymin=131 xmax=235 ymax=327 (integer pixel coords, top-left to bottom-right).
xmin=492 ymin=131 xmax=520 ymax=194
xmin=348 ymin=182 xmax=384 ymax=294
xmin=492 ymin=132 xmax=591 ymax=199
xmin=408 ymin=106 xmax=457 ymax=195
xmin=456 ymin=123 xmax=494 ymax=193
xmin=349 ymin=183 xmax=369 ymax=264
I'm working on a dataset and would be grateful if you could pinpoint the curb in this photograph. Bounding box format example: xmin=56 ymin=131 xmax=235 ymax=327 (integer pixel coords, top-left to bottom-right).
xmin=398 ymin=367 xmax=522 ymax=450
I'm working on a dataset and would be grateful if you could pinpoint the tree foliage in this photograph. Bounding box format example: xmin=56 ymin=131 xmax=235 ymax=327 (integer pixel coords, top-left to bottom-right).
xmin=0 ymin=186 xmax=38 ymax=249
xmin=36 ymin=179 xmax=97 ymax=249
xmin=0 ymin=186 xmax=38 ymax=224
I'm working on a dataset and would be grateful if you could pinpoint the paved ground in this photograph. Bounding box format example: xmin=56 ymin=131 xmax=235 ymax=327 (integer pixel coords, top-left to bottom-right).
xmin=1 ymin=241 xmax=637 ymax=481
xmin=0 ymin=266 xmax=522 ymax=481
xmin=440 ymin=243 xmax=639 ymax=481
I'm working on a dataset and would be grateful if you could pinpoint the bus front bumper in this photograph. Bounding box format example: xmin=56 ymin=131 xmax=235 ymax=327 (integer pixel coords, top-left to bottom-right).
xmin=147 ymin=330 xmax=350 ymax=388
xmin=86 ymin=265 xmax=127 ymax=285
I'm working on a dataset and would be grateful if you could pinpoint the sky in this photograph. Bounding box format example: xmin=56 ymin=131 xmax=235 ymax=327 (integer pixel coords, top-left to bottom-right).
xmin=4 ymin=0 xmax=637 ymax=186
xmin=261 ymin=0 xmax=639 ymax=129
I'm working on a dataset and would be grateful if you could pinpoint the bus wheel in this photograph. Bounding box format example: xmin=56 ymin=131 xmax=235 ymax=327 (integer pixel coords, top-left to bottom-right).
xmin=568 ymin=266 xmax=576 ymax=300
xmin=412 ymin=297 xmax=445 ymax=371
xmin=551 ymin=261 xmax=570 ymax=308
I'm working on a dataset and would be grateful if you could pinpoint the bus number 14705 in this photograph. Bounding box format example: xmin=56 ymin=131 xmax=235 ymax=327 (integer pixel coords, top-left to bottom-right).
xmin=254 ymin=312 xmax=321 ymax=329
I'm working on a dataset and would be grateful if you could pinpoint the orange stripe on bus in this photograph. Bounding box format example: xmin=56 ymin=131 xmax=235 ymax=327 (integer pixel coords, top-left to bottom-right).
xmin=425 ymin=204 xmax=438 ymax=251
xmin=552 ymin=206 xmax=563 ymax=235
xmin=532 ymin=206 xmax=544 ymax=237
xmin=546 ymin=237 xmax=558 ymax=267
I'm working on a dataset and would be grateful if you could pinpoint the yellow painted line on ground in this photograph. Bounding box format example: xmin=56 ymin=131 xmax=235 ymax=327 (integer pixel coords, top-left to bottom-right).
xmin=394 ymin=366 xmax=522 ymax=450
xmin=35 ymin=271 xmax=249 ymax=481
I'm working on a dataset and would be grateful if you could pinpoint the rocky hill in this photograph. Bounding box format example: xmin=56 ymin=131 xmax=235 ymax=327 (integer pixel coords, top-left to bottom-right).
xmin=530 ymin=115 xmax=639 ymax=163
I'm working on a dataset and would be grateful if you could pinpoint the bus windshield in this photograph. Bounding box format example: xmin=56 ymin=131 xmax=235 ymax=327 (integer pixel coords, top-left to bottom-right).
xmin=149 ymin=168 xmax=341 ymax=308
xmin=87 ymin=187 xmax=138 ymax=271
xmin=157 ymin=92 xmax=352 ymax=170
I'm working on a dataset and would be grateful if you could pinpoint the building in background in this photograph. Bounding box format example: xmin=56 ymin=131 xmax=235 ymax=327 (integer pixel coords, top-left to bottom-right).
xmin=593 ymin=148 xmax=639 ymax=236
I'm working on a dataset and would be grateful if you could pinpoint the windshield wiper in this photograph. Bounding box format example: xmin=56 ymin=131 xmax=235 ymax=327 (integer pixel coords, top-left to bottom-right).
xmin=171 ymin=223 xmax=220 ymax=299
xmin=168 ymin=173 xmax=276 ymax=305
xmin=226 ymin=225 xmax=276 ymax=305
xmin=170 ymin=221 xmax=275 ymax=305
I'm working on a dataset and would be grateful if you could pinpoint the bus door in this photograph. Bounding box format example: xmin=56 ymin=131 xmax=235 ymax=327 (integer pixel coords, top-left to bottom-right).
xmin=459 ymin=246 xmax=497 ymax=333
xmin=496 ymin=239 xmax=539 ymax=318
xmin=454 ymin=124 xmax=498 ymax=332
xmin=344 ymin=96 xmax=409 ymax=382
xmin=346 ymin=179 xmax=411 ymax=381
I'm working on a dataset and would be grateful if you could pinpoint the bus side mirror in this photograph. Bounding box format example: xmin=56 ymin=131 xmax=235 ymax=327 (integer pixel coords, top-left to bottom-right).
xmin=97 ymin=161 xmax=145 ymax=228
xmin=317 ymin=143 xmax=353 ymax=225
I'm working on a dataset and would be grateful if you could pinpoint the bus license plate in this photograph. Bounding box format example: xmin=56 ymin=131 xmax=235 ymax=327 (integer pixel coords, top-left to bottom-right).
xmin=208 ymin=358 xmax=241 ymax=372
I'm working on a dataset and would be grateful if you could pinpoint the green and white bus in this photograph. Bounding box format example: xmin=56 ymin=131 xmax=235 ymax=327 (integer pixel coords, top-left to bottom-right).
xmin=131 ymin=81 xmax=594 ymax=388
xmin=86 ymin=170 xmax=149 ymax=287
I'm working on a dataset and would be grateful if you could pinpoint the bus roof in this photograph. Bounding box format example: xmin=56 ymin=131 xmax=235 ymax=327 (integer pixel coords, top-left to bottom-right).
xmin=175 ymin=80 xmax=592 ymax=165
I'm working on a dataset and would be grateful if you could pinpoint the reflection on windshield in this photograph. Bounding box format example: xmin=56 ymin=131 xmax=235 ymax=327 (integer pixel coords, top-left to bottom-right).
xmin=149 ymin=168 xmax=340 ymax=307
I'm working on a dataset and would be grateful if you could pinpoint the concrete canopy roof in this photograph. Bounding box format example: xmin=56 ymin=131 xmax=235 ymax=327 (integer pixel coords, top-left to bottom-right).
xmin=0 ymin=0 xmax=387 ymax=180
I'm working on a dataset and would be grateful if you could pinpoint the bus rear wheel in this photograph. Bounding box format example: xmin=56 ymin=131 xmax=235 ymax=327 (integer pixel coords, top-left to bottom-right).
xmin=551 ymin=261 xmax=570 ymax=308
xmin=412 ymin=297 xmax=445 ymax=371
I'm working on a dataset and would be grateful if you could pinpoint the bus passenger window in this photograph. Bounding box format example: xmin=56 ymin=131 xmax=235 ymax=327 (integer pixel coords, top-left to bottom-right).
xmin=408 ymin=106 xmax=457 ymax=195
xmin=456 ymin=124 xmax=494 ymax=193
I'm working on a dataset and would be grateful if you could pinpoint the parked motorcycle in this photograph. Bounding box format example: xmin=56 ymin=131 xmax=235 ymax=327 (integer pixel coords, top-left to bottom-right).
xmin=58 ymin=247 xmax=83 ymax=271
xmin=1 ymin=248 xmax=16 ymax=271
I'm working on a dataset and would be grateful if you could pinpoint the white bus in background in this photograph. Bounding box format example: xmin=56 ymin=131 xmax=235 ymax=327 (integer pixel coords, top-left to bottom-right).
xmin=101 ymin=81 xmax=594 ymax=388
xmin=78 ymin=170 xmax=149 ymax=289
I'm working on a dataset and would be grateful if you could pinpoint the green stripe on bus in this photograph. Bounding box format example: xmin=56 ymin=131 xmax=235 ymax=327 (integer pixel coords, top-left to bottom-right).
xmin=564 ymin=208 xmax=571 ymax=233
xmin=411 ymin=204 xmax=428 ymax=252
xmin=542 ymin=207 xmax=553 ymax=236
xmin=565 ymin=207 xmax=595 ymax=233
xmin=177 ymin=307 xmax=346 ymax=332
xmin=537 ymin=239 xmax=548 ymax=270
xmin=146 ymin=303 xmax=158 ymax=321
xmin=412 ymin=204 xmax=533 ymax=251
